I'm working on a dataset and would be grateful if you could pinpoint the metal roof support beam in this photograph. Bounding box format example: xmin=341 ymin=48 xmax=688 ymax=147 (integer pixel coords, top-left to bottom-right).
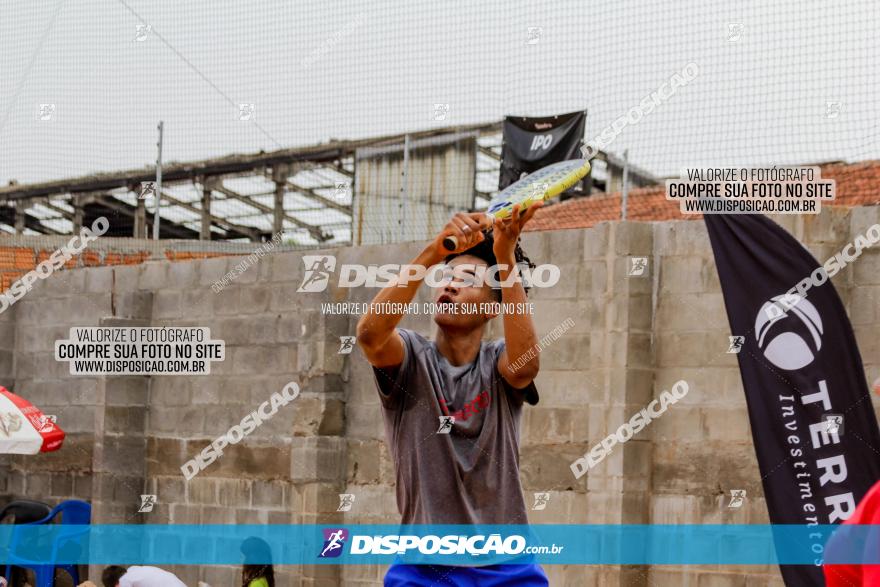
xmin=32 ymin=221 xmax=63 ymax=235
xmin=200 ymin=177 xmax=215 ymax=241
xmin=92 ymin=194 xmax=193 ymax=239
xmin=478 ymin=145 xmax=501 ymax=161
xmin=15 ymin=200 xmax=28 ymax=234
xmin=42 ymin=201 xmax=74 ymax=221
xmin=260 ymin=165 xmax=351 ymax=215
xmin=293 ymin=158 xmax=354 ymax=180
xmin=155 ymin=189 xmax=260 ymax=241
xmin=0 ymin=207 xmax=63 ymax=235
xmin=334 ymin=162 xmax=354 ymax=178
xmin=134 ymin=196 xmax=147 ymax=238
xmin=214 ymin=183 xmax=329 ymax=242
xmin=284 ymin=180 xmax=351 ymax=215
xmin=72 ymin=200 xmax=84 ymax=233
xmin=272 ymin=164 xmax=288 ymax=236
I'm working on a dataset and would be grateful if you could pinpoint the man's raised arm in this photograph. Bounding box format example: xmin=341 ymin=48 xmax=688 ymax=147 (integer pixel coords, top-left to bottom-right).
xmin=492 ymin=204 xmax=543 ymax=389
xmin=355 ymin=212 xmax=489 ymax=367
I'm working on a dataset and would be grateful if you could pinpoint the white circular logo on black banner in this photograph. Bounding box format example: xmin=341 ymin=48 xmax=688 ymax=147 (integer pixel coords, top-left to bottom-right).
xmin=755 ymin=294 xmax=823 ymax=370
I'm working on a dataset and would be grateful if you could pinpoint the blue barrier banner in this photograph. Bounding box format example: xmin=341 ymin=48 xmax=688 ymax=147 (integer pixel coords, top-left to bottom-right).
xmin=0 ymin=524 xmax=874 ymax=566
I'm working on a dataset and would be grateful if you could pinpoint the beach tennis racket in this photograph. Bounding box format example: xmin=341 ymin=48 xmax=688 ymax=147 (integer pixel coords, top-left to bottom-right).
xmin=442 ymin=158 xmax=591 ymax=251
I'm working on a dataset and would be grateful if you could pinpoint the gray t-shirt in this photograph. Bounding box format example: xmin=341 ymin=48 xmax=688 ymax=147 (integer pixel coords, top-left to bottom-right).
xmin=372 ymin=328 xmax=539 ymax=525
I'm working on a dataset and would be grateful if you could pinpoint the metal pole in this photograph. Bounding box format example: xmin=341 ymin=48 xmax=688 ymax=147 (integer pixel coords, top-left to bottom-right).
xmin=152 ymin=121 xmax=164 ymax=240
xmin=621 ymin=149 xmax=629 ymax=220
xmin=400 ymin=134 xmax=410 ymax=242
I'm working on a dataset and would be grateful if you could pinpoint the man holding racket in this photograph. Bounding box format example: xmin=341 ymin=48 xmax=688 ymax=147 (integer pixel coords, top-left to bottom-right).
xmin=356 ymin=203 xmax=548 ymax=586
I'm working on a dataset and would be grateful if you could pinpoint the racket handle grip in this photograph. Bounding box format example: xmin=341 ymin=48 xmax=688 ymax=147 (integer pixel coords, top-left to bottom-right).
xmin=442 ymin=214 xmax=493 ymax=251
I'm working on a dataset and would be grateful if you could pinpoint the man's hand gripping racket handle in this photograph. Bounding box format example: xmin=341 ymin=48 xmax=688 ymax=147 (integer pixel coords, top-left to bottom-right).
xmin=442 ymin=214 xmax=492 ymax=251
xmin=442 ymin=235 xmax=462 ymax=251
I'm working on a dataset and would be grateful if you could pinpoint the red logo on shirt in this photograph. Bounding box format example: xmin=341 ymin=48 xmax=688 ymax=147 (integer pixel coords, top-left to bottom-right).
xmin=440 ymin=390 xmax=490 ymax=422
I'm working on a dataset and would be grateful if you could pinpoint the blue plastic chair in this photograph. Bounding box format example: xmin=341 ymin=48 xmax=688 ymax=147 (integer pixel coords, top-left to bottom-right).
xmin=0 ymin=500 xmax=52 ymax=525
xmin=0 ymin=501 xmax=52 ymax=585
xmin=4 ymin=500 xmax=91 ymax=587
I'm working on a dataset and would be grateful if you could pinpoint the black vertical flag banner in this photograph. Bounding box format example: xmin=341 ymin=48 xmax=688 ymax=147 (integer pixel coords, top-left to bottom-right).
xmin=704 ymin=214 xmax=880 ymax=586
xmin=499 ymin=111 xmax=585 ymax=190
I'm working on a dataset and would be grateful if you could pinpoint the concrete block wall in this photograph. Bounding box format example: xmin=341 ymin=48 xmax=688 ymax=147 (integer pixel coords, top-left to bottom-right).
xmin=2 ymin=205 xmax=879 ymax=586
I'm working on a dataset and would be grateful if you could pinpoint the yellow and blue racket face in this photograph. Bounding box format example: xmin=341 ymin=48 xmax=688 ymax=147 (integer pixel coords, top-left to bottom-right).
xmin=486 ymin=158 xmax=591 ymax=219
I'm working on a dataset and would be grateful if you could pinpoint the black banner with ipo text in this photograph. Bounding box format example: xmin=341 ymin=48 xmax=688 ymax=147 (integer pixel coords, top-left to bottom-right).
xmin=704 ymin=213 xmax=880 ymax=587
xmin=499 ymin=111 xmax=586 ymax=191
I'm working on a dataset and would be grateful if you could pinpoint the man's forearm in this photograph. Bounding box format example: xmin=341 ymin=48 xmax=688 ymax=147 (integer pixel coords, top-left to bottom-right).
xmin=497 ymin=258 xmax=539 ymax=374
xmin=355 ymin=245 xmax=445 ymax=345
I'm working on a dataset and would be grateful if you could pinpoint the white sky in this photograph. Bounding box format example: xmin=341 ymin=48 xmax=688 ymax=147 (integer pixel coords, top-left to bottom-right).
xmin=1 ymin=0 xmax=877 ymax=186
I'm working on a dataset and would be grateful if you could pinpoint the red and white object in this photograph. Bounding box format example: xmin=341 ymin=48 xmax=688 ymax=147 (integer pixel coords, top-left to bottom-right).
xmin=0 ymin=385 xmax=65 ymax=454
